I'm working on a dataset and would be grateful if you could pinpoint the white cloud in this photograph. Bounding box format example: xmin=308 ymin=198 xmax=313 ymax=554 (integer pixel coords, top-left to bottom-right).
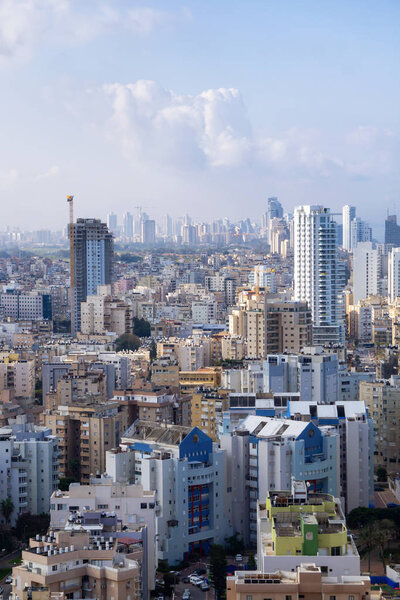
xmin=0 ymin=168 xmax=18 ymax=188
xmin=0 ymin=1 xmax=186 ymax=63
xmin=35 ymin=164 xmax=60 ymax=180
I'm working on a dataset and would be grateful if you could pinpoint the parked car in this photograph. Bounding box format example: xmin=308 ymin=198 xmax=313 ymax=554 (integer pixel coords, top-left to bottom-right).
xmin=182 ymin=589 xmax=191 ymax=600
xmin=182 ymin=577 xmax=190 ymax=584
xmin=235 ymin=554 xmax=244 ymax=563
xmin=194 ymin=568 xmax=207 ymax=576
xmin=200 ymin=582 xmax=210 ymax=591
xmin=4 ymin=576 xmax=12 ymax=584
xmin=189 ymin=575 xmax=204 ymax=586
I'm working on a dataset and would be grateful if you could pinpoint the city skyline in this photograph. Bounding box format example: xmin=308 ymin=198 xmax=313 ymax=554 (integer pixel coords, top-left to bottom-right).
xmin=0 ymin=0 xmax=399 ymax=231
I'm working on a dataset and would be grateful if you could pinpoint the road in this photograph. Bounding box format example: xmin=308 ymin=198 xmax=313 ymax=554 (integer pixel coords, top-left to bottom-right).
xmin=374 ymin=489 xmax=399 ymax=508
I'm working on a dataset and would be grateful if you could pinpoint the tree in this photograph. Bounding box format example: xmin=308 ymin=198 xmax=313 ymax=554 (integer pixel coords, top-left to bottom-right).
xmin=116 ymin=333 xmax=141 ymax=352
xmin=359 ymin=523 xmax=379 ymax=573
xmin=375 ymin=519 xmax=395 ymax=572
xmin=1 ymin=497 xmax=14 ymax=525
xmin=210 ymin=544 xmax=227 ymax=600
xmin=132 ymin=317 xmax=151 ymax=337
xmin=14 ymin=513 xmax=50 ymax=543
xmin=58 ymin=477 xmax=76 ymax=491
xmin=225 ymin=532 xmax=244 ymax=555
xmin=150 ymin=339 xmax=157 ymax=361
xmin=247 ymin=553 xmax=257 ymax=570
xmin=68 ymin=458 xmax=80 ymax=480
xmin=377 ymin=467 xmax=387 ymax=482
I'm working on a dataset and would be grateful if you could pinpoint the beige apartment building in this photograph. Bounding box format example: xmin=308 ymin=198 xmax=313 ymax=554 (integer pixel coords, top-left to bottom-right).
xmin=360 ymin=380 xmax=400 ymax=471
xmin=179 ymin=367 xmax=222 ymax=394
xmin=80 ymin=288 xmax=133 ymax=336
xmin=11 ymin=530 xmax=142 ymax=600
xmin=229 ymin=295 xmax=312 ymax=358
xmin=151 ymin=358 xmax=179 ymax=387
xmin=227 ymin=564 xmax=378 ymax=600
xmin=191 ymin=389 xmax=229 ymax=440
xmin=0 ymin=354 xmax=35 ymax=400
xmin=114 ymin=388 xmax=191 ymax=427
xmin=42 ymin=400 xmax=129 ymax=482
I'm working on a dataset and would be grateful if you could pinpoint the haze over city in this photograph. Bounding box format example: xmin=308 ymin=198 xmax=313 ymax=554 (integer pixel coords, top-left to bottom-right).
xmin=0 ymin=0 xmax=399 ymax=233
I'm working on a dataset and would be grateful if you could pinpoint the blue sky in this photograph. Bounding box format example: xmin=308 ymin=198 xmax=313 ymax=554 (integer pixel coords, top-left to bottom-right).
xmin=0 ymin=0 xmax=399 ymax=235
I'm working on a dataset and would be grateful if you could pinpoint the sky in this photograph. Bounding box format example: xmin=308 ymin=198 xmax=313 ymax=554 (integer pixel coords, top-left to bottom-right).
xmin=0 ymin=0 xmax=399 ymax=235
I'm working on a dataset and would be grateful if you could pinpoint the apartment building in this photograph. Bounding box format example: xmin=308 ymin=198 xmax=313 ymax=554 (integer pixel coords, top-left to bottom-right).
xmin=191 ymin=389 xmax=229 ymax=440
xmin=42 ymin=400 xmax=129 ymax=483
xmin=151 ymin=359 xmax=179 ymax=387
xmin=227 ymin=564 xmax=375 ymax=600
xmin=113 ymin=388 xmax=190 ymax=427
xmin=360 ymin=379 xmax=400 ymax=471
xmin=179 ymin=367 xmax=222 ymax=394
xmin=257 ymin=482 xmax=360 ymax=577
xmin=221 ymin=416 xmax=339 ymax=545
xmin=120 ymin=421 xmax=232 ymax=564
xmin=49 ymin=481 xmax=156 ymax=592
xmin=264 ymin=300 xmax=312 ymax=354
xmin=11 ymin=530 xmax=142 ymax=600
xmin=0 ymin=355 xmax=35 ymax=400
xmin=80 ymin=286 xmax=133 ymax=336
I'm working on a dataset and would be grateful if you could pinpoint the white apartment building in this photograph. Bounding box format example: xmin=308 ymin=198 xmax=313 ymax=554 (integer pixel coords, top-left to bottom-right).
xmin=119 ymin=421 xmax=232 ymax=565
xmin=191 ymin=300 xmax=218 ymax=324
xmin=350 ymin=217 xmax=372 ymax=250
xmin=342 ymin=205 xmax=356 ymax=251
xmin=49 ymin=481 xmax=156 ymax=591
xmin=353 ymin=242 xmax=381 ymax=304
xmin=388 ymin=247 xmax=400 ymax=303
xmin=294 ymin=205 xmax=344 ymax=344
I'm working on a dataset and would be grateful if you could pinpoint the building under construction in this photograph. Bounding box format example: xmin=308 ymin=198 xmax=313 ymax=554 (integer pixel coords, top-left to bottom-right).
xmin=68 ymin=203 xmax=113 ymax=333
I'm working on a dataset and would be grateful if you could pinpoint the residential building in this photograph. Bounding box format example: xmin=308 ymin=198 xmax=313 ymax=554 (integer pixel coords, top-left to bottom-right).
xmin=257 ymin=482 xmax=360 ymax=577
xmin=69 ymin=218 xmax=113 ymax=333
xmin=221 ymin=416 xmax=339 ymax=545
xmin=49 ymin=481 xmax=156 ymax=592
xmin=342 ymin=205 xmax=356 ymax=251
xmin=151 ymin=359 xmax=179 ymax=388
xmin=227 ymin=564 xmax=375 ymax=600
xmin=360 ymin=379 xmax=400 ymax=472
xmin=385 ymin=214 xmax=400 ymax=246
xmin=11 ymin=530 xmax=142 ymax=600
xmin=350 ymin=217 xmax=372 ymax=250
xmin=120 ymin=421 xmax=232 ymax=564
xmin=265 ymin=300 xmax=312 ymax=354
xmin=262 ymin=348 xmax=339 ymax=404
xmin=191 ymin=389 xmax=229 ymax=440
xmin=0 ymin=290 xmax=52 ymax=321
xmin=0 ymin=355 xmax=35 ymax=400
xmin=141 ymin=219 xmax=156 ymax=245
xmin=179 ymin=367 xmax=222 ymax=394
xmin=388 ymin=247 xmax=400 ymax=303
xmin=294 ymin=205 xmax=344 ymax=344
xmin=42 ymin=400 xmax=129 ymax=483
xmin=353 ymin=242 xmax=381 ymax=304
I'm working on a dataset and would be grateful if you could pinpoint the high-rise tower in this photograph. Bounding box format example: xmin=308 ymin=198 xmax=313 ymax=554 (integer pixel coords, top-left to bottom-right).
xmin=69 ymin=218 xmax=113 ymax=333
xmin=294 ymin=205 xmax=344 ymax=344
xmin=342 ymin=205 xmax=356 ymax=251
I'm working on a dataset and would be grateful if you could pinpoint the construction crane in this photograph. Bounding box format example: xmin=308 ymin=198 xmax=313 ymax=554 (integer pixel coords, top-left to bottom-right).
xmin=67 ymin=195 xmax=75 ymax=334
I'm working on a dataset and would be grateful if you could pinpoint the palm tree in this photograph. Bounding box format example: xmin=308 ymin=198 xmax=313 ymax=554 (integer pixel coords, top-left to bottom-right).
xmin=375 ymin=519 xmax=394 ymax=572
xmin=1 ymin=497 xmax=14 ymax=526
xmin=358 ymin=523 xmax=377 ymax=573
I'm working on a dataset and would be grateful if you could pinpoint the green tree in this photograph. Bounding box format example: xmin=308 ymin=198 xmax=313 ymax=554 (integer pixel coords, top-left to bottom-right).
xmin=224 ymin=532 xmax=244 ymax=555
xmin=14 ymin=513 xmax=50 ymax=543
xmin=376 ymin=519 xmax=395 ymax=572
xmin=150 ymin=339 xmax=157 ymax=361
xmin=210 ymin=544 xmax=227 ymax=600
xmin=247 ymin=553 xmax=257 ymax=570
xmin=58 ymin=477 xmax=76 ymax=491
xmin=132 ymin=317 xmax=151 ymax=337
xmin=359 ymin=522 xmax=379 ymax=573
xmin=1 ymin=497 xmax=14 ymax=525
xmin=68 ymin=458 xmax=80 ymax=480
xmin=116 ymin=333 xmax=141 ymax=352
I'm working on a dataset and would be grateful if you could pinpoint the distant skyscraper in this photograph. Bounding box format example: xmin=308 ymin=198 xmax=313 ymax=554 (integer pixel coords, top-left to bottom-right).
xmin=266 ymin=197 xmax=283 ymax=243
xmin=141 ymin=219 xmax=156 ymax=245
xmin=294 ymin=205 xmax=344 ymax=343
xmin=350 ymin=217 xmax=372 ymax=250
xmin=69 ymin=218 xmax=113 ymax=333
xmin=107 ymin=212 xmax=117 ymax=233
xmin=122 ymin=212 xmax=133 ymax=238
xmin=385 ymin=214 xmax=400 ymax=246
xmin=342 ymin=205 xmax=356 ymax=251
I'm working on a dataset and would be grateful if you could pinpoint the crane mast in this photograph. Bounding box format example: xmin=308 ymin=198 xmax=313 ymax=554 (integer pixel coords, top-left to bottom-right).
xmin=67 ymin=195 xmax=75 ymax=334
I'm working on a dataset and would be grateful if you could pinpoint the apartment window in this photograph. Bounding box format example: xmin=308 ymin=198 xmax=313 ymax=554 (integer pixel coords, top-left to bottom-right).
xmin=140 ymin=503 xmax=147 ymax=509
xmin=246 ymin=596 xmax=252 ymax=600
xmin=331 ymin=546 xmax=341 ymax=556
xmin=330 ymin=596 xmax=336 ymax=600
xmin=52 ymin=565 xmax=57 ymax=571
xmin=285 ymin=596 xmax=292 ymax=600
xmin=349 ymin=596 xmax=355 ymax=600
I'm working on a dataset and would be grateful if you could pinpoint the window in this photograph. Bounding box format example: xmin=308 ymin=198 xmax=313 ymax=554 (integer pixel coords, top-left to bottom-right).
xmin=285 ymin=596 xmax=292 ymax=600
xmin=140 ymin=503 xmax=147 ymax=509
xmin=331 ymin=546 xmax=341 ymax=556
xmin=349 ymin=596 xmax=355 ymax=600
xmin=330 ymin=596 xmax=336 ymax=600
xmin=246 ymin=596 xmax=252 ymax=600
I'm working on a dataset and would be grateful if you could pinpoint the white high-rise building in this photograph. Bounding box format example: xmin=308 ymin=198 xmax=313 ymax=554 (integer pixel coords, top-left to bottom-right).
xmin=350 ymin=217 xmax=372 ymax=250
xmin=388 ymin=247 xmax=400 ymax=303
xmin=294 ymin=205 xmax=344 ymax=343
xmin=353 ymin=242 xmax=381 ymax=304
xmin=342 ymin=205 xmax=356 ymax=250
xmin=122 ymin=211 xmax=133 ymax=238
